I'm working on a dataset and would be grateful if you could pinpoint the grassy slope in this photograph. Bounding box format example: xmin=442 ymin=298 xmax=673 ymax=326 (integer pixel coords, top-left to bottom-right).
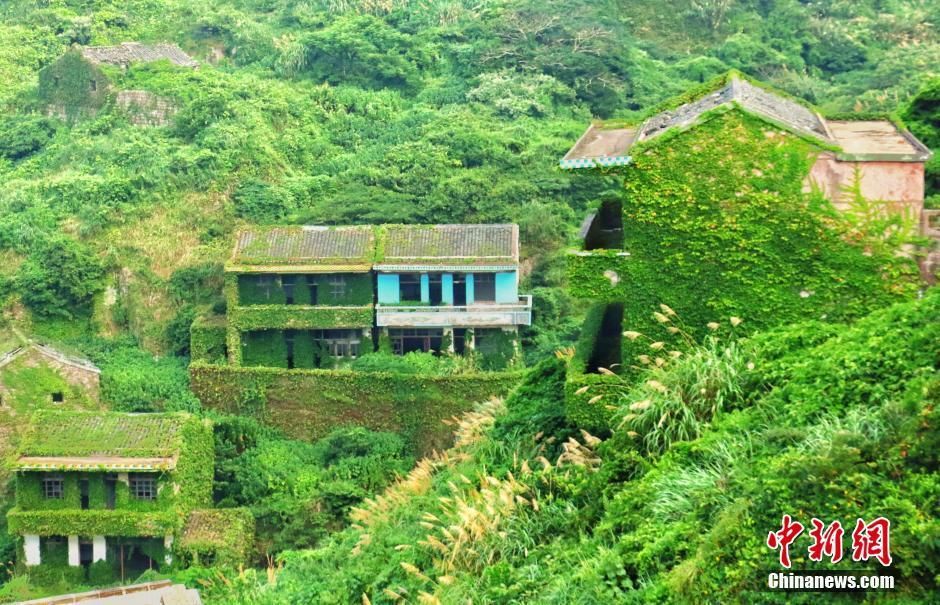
xmin=202 ymin=290 xmax=939 ymax=604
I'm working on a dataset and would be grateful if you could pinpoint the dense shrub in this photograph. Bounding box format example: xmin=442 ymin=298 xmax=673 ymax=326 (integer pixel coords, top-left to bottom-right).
xmin=15 ymin=237 xmax=103 ymax=319
xmin=0 ymin=115 xmax=57 ymax=161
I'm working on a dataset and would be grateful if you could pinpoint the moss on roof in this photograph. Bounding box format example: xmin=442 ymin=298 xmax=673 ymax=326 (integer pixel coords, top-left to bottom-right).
xmin=18 ymin=411 xmax=190 ymax=458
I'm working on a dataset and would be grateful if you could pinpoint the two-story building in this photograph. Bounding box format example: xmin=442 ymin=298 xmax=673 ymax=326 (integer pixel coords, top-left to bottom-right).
xmin=7 ymin=411 xmax=214 ymax=578
xmin=374 ymin=224 xmax=530 ymax=357
xmin=222 ymin=224 xmax=532 ymax=368
xmin=225 ymin=226 xmax=377 ymax=369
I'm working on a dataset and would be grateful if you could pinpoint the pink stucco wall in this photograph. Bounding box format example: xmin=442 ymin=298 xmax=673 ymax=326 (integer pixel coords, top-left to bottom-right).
xmin=807 ymin=153 xmax=924 ymax=218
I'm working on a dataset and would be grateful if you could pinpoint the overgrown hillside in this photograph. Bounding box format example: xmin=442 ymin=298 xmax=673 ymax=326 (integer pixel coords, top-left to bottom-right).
xmin=1 ymin=0 xmax=938 ymax=359
xmin=195 ymin=290 xmax=939 ymax=604
xmin=0 ymin=1 xmax=938 ymax=602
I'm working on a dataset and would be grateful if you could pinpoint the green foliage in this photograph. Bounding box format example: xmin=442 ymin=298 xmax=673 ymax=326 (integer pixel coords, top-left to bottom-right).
xmin=293 ymin=15 xmax=428 ymax=90
xmin=231 ymin=306 xmax=373 ymax=332
xmin=903 ymin=77 xmax=940 ymax=197
xmin=567 ymin=110 xmax=920 ymax=367
xmin=0 ymin=115 xmax=57 ymax=161
xmin=190 ymin=315 xmax=227 ymax=364
xmin=202 ymin=291 xmax=940 ymax=604
xmin=189 ymin=361 xmax=522 ymax=455
xmin=98 ymin=347 xmax=200 ymax=412
xmin=179 ymin=508 xmax=255 ymax=567
xmin=16 ymin=237 xmax=103 ymax=319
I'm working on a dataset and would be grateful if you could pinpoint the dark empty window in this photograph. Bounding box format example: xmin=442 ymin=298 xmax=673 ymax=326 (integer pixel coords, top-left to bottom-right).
xmin=51 ymin=392 xmax=64 ymax=403
xmin=42 ymin=477 xmax=64 ymax=499
xmin=129 ymin=475 xmax=157 ymax=501
xmin=311 ymin=329 xmax=361 ymax=359
xmin=399 ymin=274 xmax=421 ymax=302
xmin=285 ymin=329 xmax=296 ymax=369
xmin=89 ymin=79 xmax=97 ymax=92
xmin=282 ymin=275 xmax=296 ymax=305
xmin=389 ymin=328 xmax=443 ymax=355
xmin=474 ymin=274 xmax=496 ymax=302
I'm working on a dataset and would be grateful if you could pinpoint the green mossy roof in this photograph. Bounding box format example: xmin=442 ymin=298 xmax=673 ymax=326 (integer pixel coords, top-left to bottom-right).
xmin=19 ymin=411 xmax=189 ymax=458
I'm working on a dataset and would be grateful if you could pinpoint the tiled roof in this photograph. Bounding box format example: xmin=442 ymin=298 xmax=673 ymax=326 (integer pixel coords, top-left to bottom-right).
xmin=380 ymin=224 xmax=518 ymax=264
xmin=80 ymin=42 xmax=198 ymax=68
xmin=17 ymin=411 xmax=188 ymax=460
xmin=561 ymin=74 xmax=847 ymax=169
xmin=231 ymin=226 xmax=375 ymax=266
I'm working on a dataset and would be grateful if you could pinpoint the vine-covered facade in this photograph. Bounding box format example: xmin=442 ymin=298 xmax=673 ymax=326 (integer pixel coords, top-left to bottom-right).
xmin=6 ymin=411 xmax=222 ymax=579
xmin=560 ymin=72 xmax=933 ymax=430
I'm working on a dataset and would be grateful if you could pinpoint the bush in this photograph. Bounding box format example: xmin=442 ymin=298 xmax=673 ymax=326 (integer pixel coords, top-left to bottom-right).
xmin=16 ymin=237 xmax=104 ymax=319
xmin=87 ymin=560 xmax=115 ymax=585
xmin=0 ymin=115 xmax=57 ymax=161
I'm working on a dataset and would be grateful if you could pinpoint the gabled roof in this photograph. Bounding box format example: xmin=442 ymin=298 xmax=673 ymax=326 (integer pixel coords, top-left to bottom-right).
xmin=80 ymin=42 xmax=198 ymax=68
xmin=230 ymin=226 xmax=376 ymax=272
xmin=0 ymin=342 xmax=100 ymax=375
xmin=15 ymin=411 xmax=191 ymax=471
xmin=376 ymin=224 xmax=519 ymax=268
xmin=560 ymin=73 xmax=931 ymax=168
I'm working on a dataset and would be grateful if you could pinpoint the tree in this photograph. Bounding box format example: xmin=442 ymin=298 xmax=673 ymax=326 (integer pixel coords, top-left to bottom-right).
xmin=16 ymin=236 xmax=103 ymax=318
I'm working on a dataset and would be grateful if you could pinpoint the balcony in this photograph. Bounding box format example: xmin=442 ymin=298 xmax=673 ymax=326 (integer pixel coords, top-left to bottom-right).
xmin=376 ymin=296 xmax=532 ymax=328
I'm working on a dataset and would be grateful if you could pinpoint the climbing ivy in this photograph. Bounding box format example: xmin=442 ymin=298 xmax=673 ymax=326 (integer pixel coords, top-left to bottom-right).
xmin=229 ymin=305 xmax=374 ymax=331
xmin=36 ymin=51 xmax=112 ymax=122
xmin=189 ymin=362 xmax=522 ymax=454
xmin=568 ymin=109 xmax=920 ymax=361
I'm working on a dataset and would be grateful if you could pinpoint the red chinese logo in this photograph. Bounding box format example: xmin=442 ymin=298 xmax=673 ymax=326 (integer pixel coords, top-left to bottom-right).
xmin=768 ymin=515 xmax=891 ymax=567
xmin=851 ymin=517 xmax=892 ymax=567
xmin=767 ymin=514 xmax=804 ymax=568
xmin=808 ymin=518 xmax=844 ymax=563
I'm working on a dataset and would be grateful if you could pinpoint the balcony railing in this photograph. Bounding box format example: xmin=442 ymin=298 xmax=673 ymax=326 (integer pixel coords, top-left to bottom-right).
xmin=376 ymin=296 xmax=532 ymax=327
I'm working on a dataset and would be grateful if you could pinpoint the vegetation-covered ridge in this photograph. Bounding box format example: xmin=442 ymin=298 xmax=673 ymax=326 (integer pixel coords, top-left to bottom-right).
xmin=191 ymin=290 xmax=939 ymax=603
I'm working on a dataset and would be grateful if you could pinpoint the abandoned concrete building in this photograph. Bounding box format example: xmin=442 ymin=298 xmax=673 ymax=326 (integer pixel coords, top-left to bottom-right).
xmin=561 ymin=73 xmax=937 ymax=278
xmin=38 ymin=42 xmax=198 ymax=124
xmin=7 ymin=411 xmax=214 ymax=578
xmin=224 ymin=224 xmax=532 ymax=368
xmin=0 ymin=339 xmax=101 ymax=408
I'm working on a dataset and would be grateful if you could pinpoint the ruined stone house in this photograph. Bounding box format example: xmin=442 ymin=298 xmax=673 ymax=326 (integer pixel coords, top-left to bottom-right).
xmin=38 ymin=42 xmax=198 ymax=125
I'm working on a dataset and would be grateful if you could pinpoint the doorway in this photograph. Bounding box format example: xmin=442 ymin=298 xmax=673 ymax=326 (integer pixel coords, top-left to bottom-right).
xmin=453 ymin=275 xmax=467 ymax=306
xmin=79 ymin=479 xmax=89 ymax=510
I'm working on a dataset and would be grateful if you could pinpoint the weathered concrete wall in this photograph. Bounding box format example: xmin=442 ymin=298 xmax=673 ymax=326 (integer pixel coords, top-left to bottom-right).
xmin=116 ymin=90 xmax=178 ymax=126
xmin=807 ymin=154 xmax=924 ymax=217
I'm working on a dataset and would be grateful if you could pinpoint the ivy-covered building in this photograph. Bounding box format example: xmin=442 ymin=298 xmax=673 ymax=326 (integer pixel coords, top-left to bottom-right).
xmin=558 ymin=72 xmax=935 ymax=431
xmin=223 ymin=224 xmax=532 ymax=369
xmin=38 ymin=42 xmax=198 ymax=123
xmin=7 ymin=411 xmax=214 ymax=578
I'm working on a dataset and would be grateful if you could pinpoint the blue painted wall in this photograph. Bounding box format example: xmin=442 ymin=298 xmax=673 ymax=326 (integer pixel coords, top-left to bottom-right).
xmin=466 ymin=273 xmax=475 ymax=305
xmin=495 ymin=272 xmax=518 ymax=303
xmin=442 ymin=273 xmax=454 ymax=305
xmin=420 ymin=274 xmax=430 ymax=303
xmin=377 ymin=274 xmax=400 ymax=304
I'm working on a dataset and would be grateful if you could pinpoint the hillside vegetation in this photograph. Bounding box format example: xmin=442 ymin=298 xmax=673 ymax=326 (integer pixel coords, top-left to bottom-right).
xmin=186 ymin=291 xmax=940 ymax=603
xmin=0 ymin=0 xmax=938 ymax=603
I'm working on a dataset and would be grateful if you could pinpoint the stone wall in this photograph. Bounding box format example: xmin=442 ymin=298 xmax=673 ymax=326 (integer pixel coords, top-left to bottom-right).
xmin=115 ymin=90 xmax=178 ymax=126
